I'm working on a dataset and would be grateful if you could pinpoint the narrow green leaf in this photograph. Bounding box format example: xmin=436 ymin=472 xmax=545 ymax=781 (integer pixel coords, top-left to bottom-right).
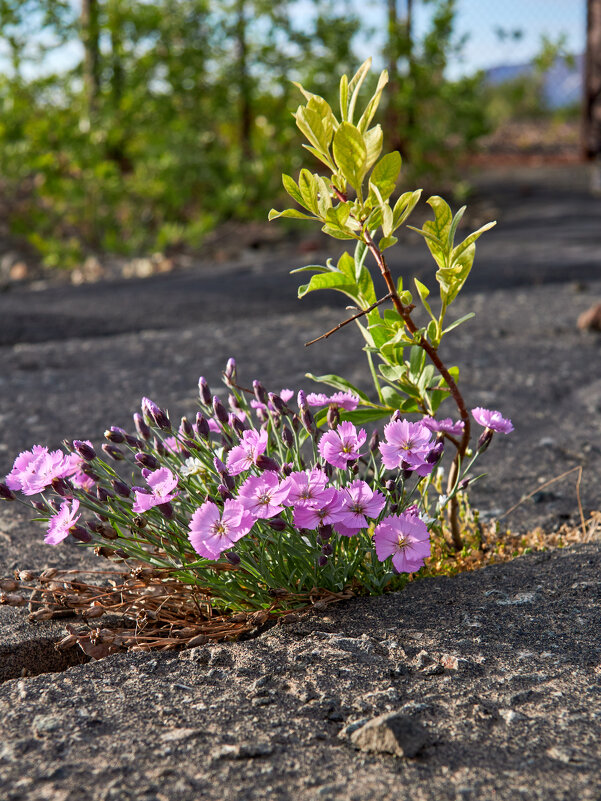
xmin=451 ymin=221 xmax=496 ymax=262
xmin=298 ymin=169 xmax=319 ymax=215
xmin=268 ymin=208 xmax=315 ymax=221
xmin=409 ymin=346 xmax=425 ymax=376
xmin=392 ymin=189 xmax=422 ymax=230
xmin=282 ymin=174 xmax=304 ymax=206
xmin=339 ymin=73 xmax=349 ymax=121
xmin=364 ymin=125 xmax=383 ymax=173
xmin=347 ymin=58 xmax=372 ymax=123
xmin=357 ymin=69 xmax=389 ymax=133
xmin=381 ymin=204 xmax=393 ymax=237
xmin=290 ymin=264 xmax=330 ymax=275
xmin=353 ymin=239 xmax=368 ymax=282
xmin=442 ymin=312 xmax=476 ymax=334
xmin=449 ymin=205 xmax=466 ymax=248
xmin=379 ymin=235 xmax=398 ymax=251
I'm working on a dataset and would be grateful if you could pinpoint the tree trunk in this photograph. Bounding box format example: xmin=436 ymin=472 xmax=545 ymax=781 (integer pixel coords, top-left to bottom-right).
xmin=81 ymin=0 xmax=100 ymax=119
xmin=582 ymin=0 xmax=601 ymax=159
xmin=386 ymin=0 xmax=401 ymax=150
xmin=236 ymin=0 xmax=253 ymax=160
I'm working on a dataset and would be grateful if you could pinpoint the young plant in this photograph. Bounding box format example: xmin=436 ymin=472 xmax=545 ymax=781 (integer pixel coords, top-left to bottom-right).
xmin=269 ymin=57 xmax=497 ymax=548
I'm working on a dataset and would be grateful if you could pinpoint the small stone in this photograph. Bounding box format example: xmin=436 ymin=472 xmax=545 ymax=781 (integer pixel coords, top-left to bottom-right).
xmin=338 ymin=718 xmax=370 ymax=739
xmin=577 ymin=303 xmax=601 ymax=332
xmin=422 ymin=664 xmax=444 ymax=676
xmin=212 ymin=742 xmax=273 ymax=761
xmin=349 ymin=711 xmax=428 ymax=758
xmin=160 ymin=728 xmax=201 ymax=743
xmin=32 ymin=715 xmax=61 ymax=735
xmin=414 ymin=650 xmax=433 ymax=669
xmin=499 ymin=709 xmax=527 ymax=725
xmin=496 ymin=593 xmax=536 ymax=606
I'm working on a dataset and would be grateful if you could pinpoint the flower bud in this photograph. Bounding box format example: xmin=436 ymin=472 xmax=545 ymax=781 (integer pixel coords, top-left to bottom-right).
xmin=0 ymin=483 xmax=16 ymax=501
xmin=253 ymin=380 xmax=268 ymax=405
xmin=195 ymin=413 xmax=210 ymax=439
xmin=217 ymin=484 xmax=233 ymax=501
xmin=133 ymin=413 xmax=151 ymax=440
xmin=198 ymin=376 xmax=212 ymax=406
xmin=256 ymin=454 xmax=280 ymax=473
xmin=321 ymin=542 xmax=334 ymax=556
xmin=51 ymin=477 xmax=72 ymax=498
xmin=224 ymin=358 xmax=237 ymax=385
xmin=268 ymin=517 xmax=287 ymax=532
xmin=73 ymin=440 xmax=96 ymax=461
xmin=318 ymin=555 xmax=328 ymax=567
xmin=180 ymin=416 xmax=194 ymax=437
xmin=158 ymin=502 xmax=174 ymax=519
xmin=102 ymin=444 xmax=124 ymax=461
xmin=281 ymin=426 xmax=294 ymax=449
xmin=86 ymin=520 xmax=104 ymax=534
xmin=327 ymin=405 xmax=340 ymax=429
xmin=100 ymin=525 xmax=118 ymax=541
xmin=213 ymin=456 xmax=227 ymax=475
xmin=232 ymin=417 xmax=246 ymax=437
xmin=32 ymin=501 xmax=46 ymax=512
xmin=97 ymin=486 xmax=113 ymax=502
xmin=297 ymin=390 xmax=307 ymax=410
xmin=49 ymin=498 xmax=61 ymax=512
xmin=477 ymin=428 xmax=494 ymax=452
xmin=301 ymin=407 xmax=316 ymax=436
xmin=318 ymin=524 xmax=333 ymax=541
xmin=282 ymin=463 xmax=293 ymax=477
xmin=133 ymin=515 xmax=147 ymax=529
xmin=391 ymin=410 xmax=402 ymax=423
xmin=71 ymin=525 xmax=92 ymax=543
xmin=458 ymin=477 xmax=470 ymax=491
xmin=291 ymin=414 xmax=301 ymax=432
xmin=125 ymin=435 xmax=145 ymax=450
xmin=401 ymin=467 xmax=413 ymax=481
xmin=268 ymin=392 xmax=288 ymax=414
xmin=426 ymin=441 xmax=445 ymax=464
xmin=135 ymin=453 xmax=160 ymax=470
xmin=111 ymin=479 xmax=131 ymax=498
xmin=104 ymin=426 xmax=126 ymax=444
xmin=213 ymin=396 xmax=229 ymax=425
xmin=225 ymin=550 xmax=240 ymax=565
xmin=369 ymin=430 xmax=380 ymax=453
xmin=80 ymin=464 xmax=100 ymax=481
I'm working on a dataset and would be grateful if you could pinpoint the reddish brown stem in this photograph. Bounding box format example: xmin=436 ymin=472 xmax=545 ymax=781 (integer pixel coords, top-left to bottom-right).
xmin=363 ymin=230 xmax=470 ymax=550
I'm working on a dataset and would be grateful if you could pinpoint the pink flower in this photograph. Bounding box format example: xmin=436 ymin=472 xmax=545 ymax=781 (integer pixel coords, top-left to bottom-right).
xmin=306 ymin=391 xmax=359 ymax=411
xmin=471 ymin=407 xmax=514 ymax=434
xmin=293 ymin=489 xmax=345 ymax=530
xmin=6 ymin=446 xmax=79 ymax=496
xmin=318 ymin=421 xmax=366 ymax=469
xmin=374 ymin=512 xmax=431 ymax=573
xmin=70 ymin=470 xmax=96 ymax=492
xmin=379 ymin=419 xmax=434 ymax=476
xmin=334 ymin=480 xmax=386 ymax=537
xmin=251 ymin=388 xmax=294 ymax=414
xmin=226 ymin=429 xmax=268 ymax=475
xmin=280 ymin=468 xmax=330 ymax=508
xmin=422 ymin=417 xmax=465 ymax=437
xmin=238 ymin=473 xmax=289 ymax=519
xmin=45 ymin=499 xmax=81 ymax=545
xmin=188 ymin=499 xmax=254 ymax=559
xmin=132 ymin=467 xmax=179 ymax=513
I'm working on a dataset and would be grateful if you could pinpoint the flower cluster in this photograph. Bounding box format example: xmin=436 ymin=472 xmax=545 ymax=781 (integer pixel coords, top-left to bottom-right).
xmin=0 ymin=362 xmax=513 ymax=610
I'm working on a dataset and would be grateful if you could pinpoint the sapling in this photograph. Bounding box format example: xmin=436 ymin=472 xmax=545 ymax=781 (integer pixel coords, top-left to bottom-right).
xmin=0 ymin=60 xmax=512 ymax=647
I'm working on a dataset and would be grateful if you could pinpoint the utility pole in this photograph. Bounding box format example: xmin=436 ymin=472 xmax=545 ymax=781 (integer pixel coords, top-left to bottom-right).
xmin=582 ymin=0 xmax=601 ymax=163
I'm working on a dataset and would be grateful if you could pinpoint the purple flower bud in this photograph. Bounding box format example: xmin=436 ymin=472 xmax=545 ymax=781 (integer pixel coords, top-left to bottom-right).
xmin=225 ymin=550 xmax=241 ymax=565
xmin=401 ymin=466 xmax=413 ymax=481
xmin=232 ymin=417 xmax=246 ymax=437
xmin=217 ymin=484 xmax=233 ymax=501
xmin=291 ymin=414 xmax=301 ymax=432
xmin=49 ymin=499 xmax=62 ymax=512
xmin=318 ymin=555 xmax=328 ymax=567
xmin=268 ymin=517 xmax=287 ymax=532
xmin=102 ymin=444 xmax=125 ymax=461
xmin=426 ymin=441 xmax=445 ymax=464
xmin=154 ymin=437 xmax=166 ymax=457
xmin=282 ymin=463 xmax=293 ymax=477
xmin=213 ymin=396 xmax=229 ymax=425
xmin=32 ymin=500 xmax=46 ymax=512
xmin=80 ymin=464 xmax=100 ymax=481
xmin=224 ymin=358 xmax=237 ymax=385
xmin=321 ymin=542 xmax=334 ymax=556
xmin=391 ymin=410 xmax=402 ymax=423
xmin=253 ymin=380 xmax=268 ymax=405
xmin=195 ymin=413 xmax=210 ymax=439
xmin=111 ymin=479 xmax=131 ymax=498
xmin=71 ymin=525 xmax=92 ymax=543
xmin=477 ymin=429 xmax=494 ymax=452
xmin=301 ymin=407 xmax=316 ymax=436
xmin=198 ymin=377 xmax=212 ymax=406
xmin=385 ymin=479 xmax=396 ymax=493
xmin=281 ymin=426 xmax=294 ymax=449
xmin=369 ymin=430 xmax=380 ymax=453
xmin=135 ymin=453 xmax=160 ymax=470
xmin=151 ymin=406 xmax=171 ymax=431
xmin=87 ymin=520 xmax=104 ymax=534
xmin=255 ymin=407 xmax=268 ymax=423
xmin=327 ymin=405 xmax=340 ymax=429
xmin=158 ymin=502 xmax=174 ymax=519
xmin=133 ymin=413 xmax=151 ymax=441
xmin=180 ymin=416 xmax=193 ymax=437
xmin=97 ymin=486 xmax=114 ymax=502
xmin=0 ymin=483 xmax=16 ymax=501
xmin=268 ymin=392 xmax=288 ymax=414
xmin=458 ymin=477 xmax=471 ymax=490
xmin=318 ymin=524 xmax=333 ymax=541
xmin=104 ymin=426 xmax=126 ymax=444
xmin=228 ymin=394 xmax=241 ymax=411
xmin=101 ymin=525 xmax=118 ymax=540
xmin=297 ymin=390 xmax=307 ymax=410
xmin=390 ymin=503 xmax=399 ymax=515
xmin=213 ymin=456 xmax=227 ymax=475
xmin=125 ymin=435 xmax=145 ymax=450
xmin=51 ymin=477 xmax=72 ymax=498
xmin=73 ymin=440 xmax=96 ymax=461
xmin=256 ymin=454 xmax=280 ymax=473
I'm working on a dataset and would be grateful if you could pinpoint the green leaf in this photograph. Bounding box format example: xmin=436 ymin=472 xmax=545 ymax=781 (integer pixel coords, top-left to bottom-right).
xmin=414 ymin=278 xmax=434 ymax=319
xmin=449 ymin=205 xmax=466 ymax=248
xmin=379 ymin=364 xmax=406 ymax=382
xmin=353 ymin=239 xmax=368 ymax=282
xmin=339 ymin=73 xmax=349 ymax=121
xmin=268 ymin=208 xmax=314 ymax=221
xmin=298 ymin=170 xmax=319 ymax=215
xmin=357 ymin=69 xmax=389 ymax=133
xmin=442 ymin=312 xmax=475 ymax=334
xmin=381 ymin=385 xmax=404 ymax=406
xmin=379 ymin=235 xmax=398 ymax=251
xmin=337 ymin=250 xmax=355 ymax=280
xmin=409 ymin=346 xmax=425 ymax=376
xmin=364 ymin=125 xmax=383 ymax=173
xmin=333 ymin=122 xmax=367 ymax=192
xmin=290 ymin=264 xmax=330 ymax=275
xmin=451 ymin=221 xmax=496 ymax=262
xmin=322 ymin=225 xmax=356 ymax=241
xmin=282 ymin=174 xmax=304 ymax=206
xmin=302 ymin=144 xmax=335 ymax=172
xmin=426 ymin=319 xmax=438 ymax=344
xmin=305 ymin=373 xmax=371 ymax=402
xmin=341 ymin=408 xmax=390 ymax=425
xmin=381 ymin=204 xmax=393 ymax=237
xmin=392 ymin=189 xmax=422 ymax=230
xmin=297 ymin=271 xmax=357 ymax=300
xmin=369 ymin=151 xmax=402 ymax=201
xmin=347 ymin=58 xmax=372 ymax=123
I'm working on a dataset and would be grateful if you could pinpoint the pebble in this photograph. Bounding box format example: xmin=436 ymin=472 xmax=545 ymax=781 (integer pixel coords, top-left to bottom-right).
xmin=350 ymin=711 xmax=428 ymax=758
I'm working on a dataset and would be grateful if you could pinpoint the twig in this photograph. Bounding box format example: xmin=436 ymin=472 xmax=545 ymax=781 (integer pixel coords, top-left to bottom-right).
xmin=304 ymin=293 xmax=393 ymax=347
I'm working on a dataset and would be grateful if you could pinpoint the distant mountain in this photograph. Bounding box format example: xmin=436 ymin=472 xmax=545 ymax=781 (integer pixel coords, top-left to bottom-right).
xmin=484 ymin=53 xmax=583 ymax=109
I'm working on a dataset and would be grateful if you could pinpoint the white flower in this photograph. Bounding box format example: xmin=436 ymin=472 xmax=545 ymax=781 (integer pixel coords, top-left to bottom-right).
xmin=180 ymin=458 xmax=205 ymax=477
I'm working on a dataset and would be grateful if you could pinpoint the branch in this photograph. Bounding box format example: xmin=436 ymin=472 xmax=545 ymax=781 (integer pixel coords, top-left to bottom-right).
xmin=305 ymin=293 xmax=393 ymax=347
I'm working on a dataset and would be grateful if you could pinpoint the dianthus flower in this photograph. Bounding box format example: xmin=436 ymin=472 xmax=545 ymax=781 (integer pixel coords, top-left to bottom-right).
xmin=374 ymin=512 xmax=431 ymax=573
xmin=45 ymin=499 xmax=81 ymax=545
xmin=180 ymin=457 xmax=205 ymax=477
xmin=280 ymin=468 xmax=330 ymax=508
xmin=318 ymin=421 xmax=366 ymax=469
xmin=251 ymin=388 xmax=294 ymax=414
xmin=188 ymin=499 xmax=254 ymax=559
xmin=132 ymin=467 xmax=179 ymax=513
xmin=306 ymin=391 xmax=359 ymax=411
xmin=422 ymin=417 xmax=465 ymax=437
xmin=6 ymin=446 xmax=79 ymax=496
xmin=379 ymin=419 xmax=434 ymax=476
xmin=334 ymin=480 xmax=386 ymax=537
xmin=471 ymin=407 xmax=514 ymax=434
xmin=226 ymin=429 xmax=268 ymax=475
xmin=238 ymin=473 xmax=289 ymax=519
xmin=293 ymin=489 xmax=345 ymax=530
